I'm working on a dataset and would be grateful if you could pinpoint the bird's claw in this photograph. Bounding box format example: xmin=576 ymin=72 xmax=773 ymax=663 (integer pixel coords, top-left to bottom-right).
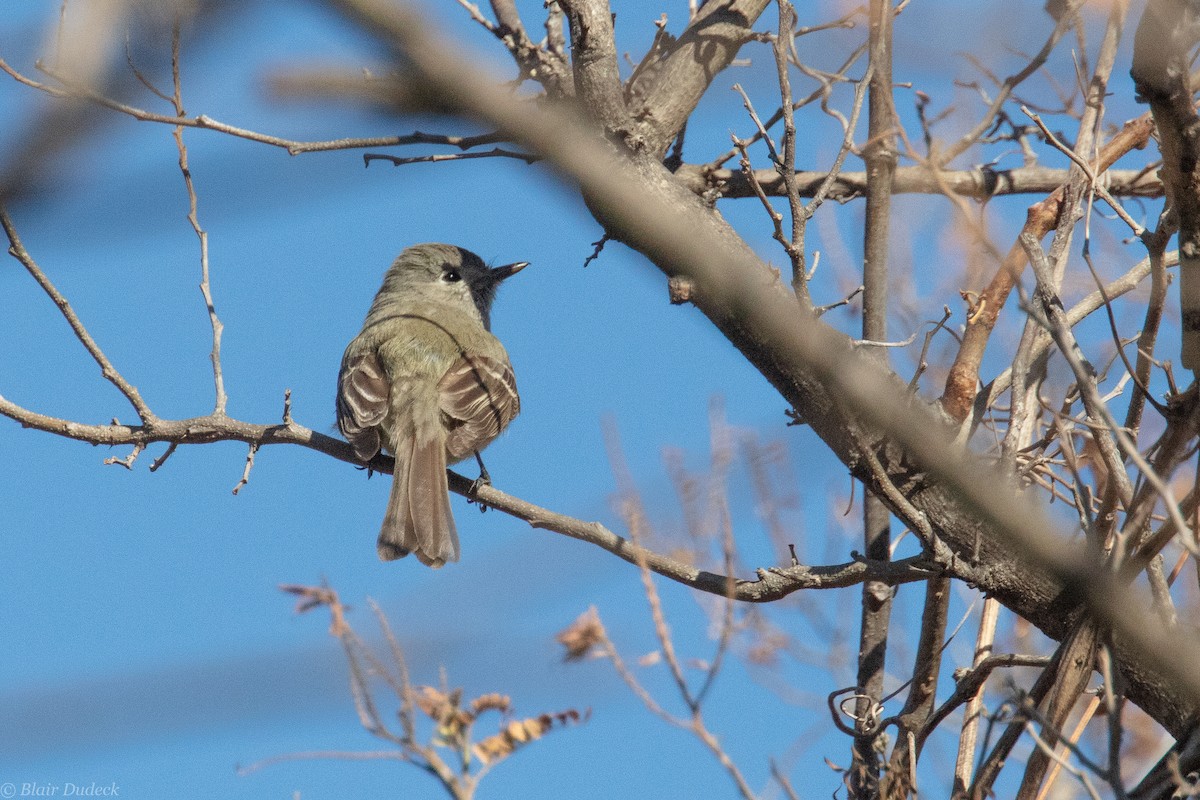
xmin=467 ymin=451 xmax=493 ymax=513
xmin=467 ymin=473 xmax=491 ymax=513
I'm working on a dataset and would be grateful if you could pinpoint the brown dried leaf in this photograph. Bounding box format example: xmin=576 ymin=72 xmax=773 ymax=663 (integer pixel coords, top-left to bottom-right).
xmin=279 ymin=583 xmax=336 ymax=614
xmin=637 ymin=650 xmax=662 ymax=667
xmin=471 ymin=707 xmax=589 ymax=765
xmin=412 ymin=686 xmax=472 ymax=748
xmin=556 ymin=606 xmax=606 ymax=662
xmin=472 ymin=734 xmax=514 ymax=765
xmin=278 ymin=584 xmax=348 ymax=636
xmin=507 ymin=716 xmax=547 ymax=744
xmin=471 ymin=693 xmax=512 ymax=715
xmin=415 ymin=685 xmax=471 ymax=734
xmin=414 ymin=685 xmax=453 ymax=720
xmin=1079 ymin=432 xmax=1109 ymax=499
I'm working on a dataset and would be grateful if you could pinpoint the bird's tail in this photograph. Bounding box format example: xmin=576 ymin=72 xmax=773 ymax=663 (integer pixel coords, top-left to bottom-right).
xmin=378 ymin=424 xmax=460 ymax=568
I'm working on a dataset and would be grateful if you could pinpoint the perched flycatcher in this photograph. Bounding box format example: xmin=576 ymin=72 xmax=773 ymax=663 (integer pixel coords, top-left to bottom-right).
xmin=337 ymin=243 xmax=525 ymax=567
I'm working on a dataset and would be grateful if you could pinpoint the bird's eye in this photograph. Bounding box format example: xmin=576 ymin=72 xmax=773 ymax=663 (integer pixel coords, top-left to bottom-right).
xmin=443 ymin=268 xmax=462 ymax=283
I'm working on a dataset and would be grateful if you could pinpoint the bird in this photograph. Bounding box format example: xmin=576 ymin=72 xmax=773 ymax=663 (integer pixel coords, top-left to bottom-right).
xmin=337 ymin=243 xmax=525 ymax=567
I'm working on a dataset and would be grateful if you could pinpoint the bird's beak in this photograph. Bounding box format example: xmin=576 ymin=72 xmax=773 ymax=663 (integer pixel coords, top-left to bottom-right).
xmin=491 ymin=261 xmax=529 ymax=280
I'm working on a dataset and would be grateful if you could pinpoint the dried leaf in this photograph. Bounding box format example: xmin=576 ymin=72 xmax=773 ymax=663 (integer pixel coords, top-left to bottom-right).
xmin=556 ymin=607 xmax=606 ymax=662
xmin=279 ymin=583 xmax=337 ymax=614
xmin=507 ymin=716 xmax=547 ymax=744
xmin=415 ymin=685 xmax=453 ymax=719
xmin=1079 ymin=432 xmax=1109 ymax=499
xmin=472 ymin=734 xmax=513 ymax=764
xmin=415 ymin=685 xmax=472 ymax=741
xmin=278 ymin=584 xmax=348 ymax=636
xmin=471 ymin=707 xmax=589 ymax=765
xmin=637 ymin=650 xmax=662 ymax=667
xmin=471 ymin=693 xmax=512 ymax=715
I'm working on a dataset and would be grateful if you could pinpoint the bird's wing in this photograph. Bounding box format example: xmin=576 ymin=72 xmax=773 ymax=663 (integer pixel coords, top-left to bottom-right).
xmin=337 ymin=348 xmax=390 ymax=461
xmin=438 ymin=352 xmax=520 ymax=462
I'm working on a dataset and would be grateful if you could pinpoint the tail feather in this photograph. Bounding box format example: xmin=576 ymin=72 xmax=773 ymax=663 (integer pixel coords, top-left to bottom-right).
xmin=378 ymin=428 xmax=460 ymax=568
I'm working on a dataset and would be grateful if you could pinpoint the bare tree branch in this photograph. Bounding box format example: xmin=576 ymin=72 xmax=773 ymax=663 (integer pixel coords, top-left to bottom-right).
xmin=624 ymin=0 xmax=771 ymax=157
xmin=10 ymin=5 xmax=1200 ymax=788
xmin=324 ymin=0 xmax=1200 ymax=743
xmin=0 ymin=56 xmax=518 ymax=156
xmin=1 ymin=206 xmax=156 ymax=422
xmin=1131 ymin=0 xmax=1200 ymax=370
xmin=852 ymin=0 xmax=897 ymax=791
xmin=940 ymin=113 xmax=1155 ymax=424
xmin=674 ymin=162 xmax=1162 ymax=200
xmin=559 ymin=0 xmax=626 ymax=127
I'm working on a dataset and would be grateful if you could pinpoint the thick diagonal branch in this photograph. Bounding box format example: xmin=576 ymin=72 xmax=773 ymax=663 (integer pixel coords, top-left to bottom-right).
xmin=1132 ymin=0 xmax=1200 ymax=370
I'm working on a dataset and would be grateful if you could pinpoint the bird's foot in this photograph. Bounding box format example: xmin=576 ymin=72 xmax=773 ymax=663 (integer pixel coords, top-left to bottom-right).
xmin=467 ymin=452 xmax=492 ymax=513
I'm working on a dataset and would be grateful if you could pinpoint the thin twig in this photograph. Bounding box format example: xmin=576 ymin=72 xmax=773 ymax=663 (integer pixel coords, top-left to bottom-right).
xmin=938 ymin=1 xmax=1084 ymax=166
xmin=1035 ymin=694 xmax=1101 ymax=800
xmin=1020 ymin=233 xmax=1132 ymax=505
xmin=815 ymin=284 xmax=864 ymax=317
xmin=0 ymin=206 xmax=156 ymax=422
xmin=692 ymin=418 xmax=739 ymax=707
xmin=770 ymin=1 xmax=810 ymax=298
xmin=951 ymin=597 xmax=1001 ymax=796
xmin=1023 ymin=105 xmax=1145 ymax=236
xmin=0 ymin=56 xmax=511 ymax=156
xmin=363 ymin=148 xmax=538 ymax=167
xmin=103 ymin=442 xmax=145 ymax=470
xmin=232 ymin=443 xmax=259 ymax=495
xmin=909 ymin=306 xmax=955 ymax=392
xmin=707 ymin=42 xmax=868 ymax=170
xmin=980 ymin=248 xmax=1178 ymax=410
xmin=149 ymin=442 xmax=179 ymax=472
xmin=166 ymin=24 xmax=227 ymax=415
xmin=368 ymin=599 xmax=418 ymax=743
xmin=625 ymin=501 xmax=695 ymax=710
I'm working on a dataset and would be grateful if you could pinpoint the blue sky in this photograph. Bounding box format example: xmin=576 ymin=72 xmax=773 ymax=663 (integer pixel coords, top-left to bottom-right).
xmin=0 ymin=1 xmax=1167 ymax=798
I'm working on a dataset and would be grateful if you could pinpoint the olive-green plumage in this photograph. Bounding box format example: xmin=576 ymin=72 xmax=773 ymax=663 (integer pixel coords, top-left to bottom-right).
xmin=337 ymin=243 xmax=524 ymax=567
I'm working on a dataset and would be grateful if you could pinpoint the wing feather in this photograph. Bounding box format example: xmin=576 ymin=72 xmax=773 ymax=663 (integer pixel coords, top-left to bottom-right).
xmin=337 ymin=349 xmax=390 ymax=461
xmin=438 ymin=353 xmax=520 ymax=462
